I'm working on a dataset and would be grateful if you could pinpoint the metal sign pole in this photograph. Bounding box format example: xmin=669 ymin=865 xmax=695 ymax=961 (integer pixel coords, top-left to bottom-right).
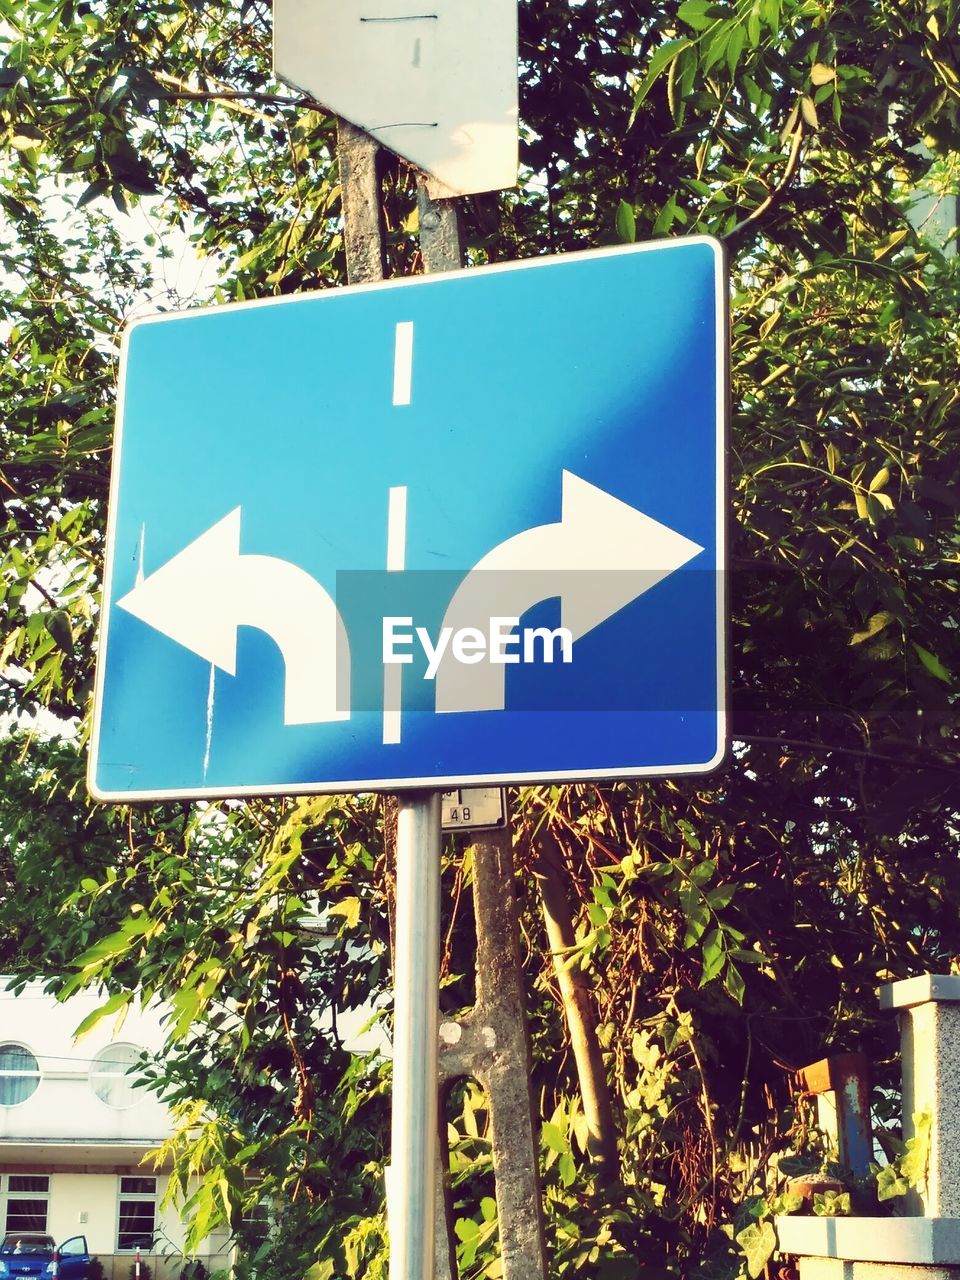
xmin=390 ymin=186 xmax=465 ymax=1278
xmin=390 ymin=790 xmax=442 ymax=1280
xmin=334 ymin=124 xmax=448 ymax=1280
xmin=387 ymin=182 xmax=463 ymax=1280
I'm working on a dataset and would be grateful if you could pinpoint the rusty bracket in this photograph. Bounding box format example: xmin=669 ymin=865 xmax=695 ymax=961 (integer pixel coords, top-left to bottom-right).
xmin=796 ymin=1052 xmax=872 ymax=1178
xmin=416 ymin=179 xmax=464 ymax=273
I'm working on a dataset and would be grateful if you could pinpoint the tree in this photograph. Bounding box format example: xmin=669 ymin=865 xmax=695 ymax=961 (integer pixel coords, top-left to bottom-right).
xmin=1 ymin=0 xmax=959 ymax=1276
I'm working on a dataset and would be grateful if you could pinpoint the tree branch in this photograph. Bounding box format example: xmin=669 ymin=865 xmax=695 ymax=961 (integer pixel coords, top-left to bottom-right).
xmin=735 ymin=733 xmax=960 ymax=775
xmin=532 ymin=826 xmax=621 ymax=1184
xmin=725 ymin=121 xmax=805 ymax=245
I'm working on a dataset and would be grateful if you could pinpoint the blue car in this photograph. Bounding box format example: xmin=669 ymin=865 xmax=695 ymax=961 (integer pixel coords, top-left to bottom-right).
xmin=0 ymin=1235 xmax=90 ymax=1280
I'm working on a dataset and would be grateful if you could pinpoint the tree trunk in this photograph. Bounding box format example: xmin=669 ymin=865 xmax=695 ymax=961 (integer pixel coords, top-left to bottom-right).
xmin=533 ymin=827 xmax=621 ymax=1182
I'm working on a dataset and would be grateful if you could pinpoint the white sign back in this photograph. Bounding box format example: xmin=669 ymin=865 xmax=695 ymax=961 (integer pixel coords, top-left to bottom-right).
xmin=273 ymin=0 xmax=518 ymax=197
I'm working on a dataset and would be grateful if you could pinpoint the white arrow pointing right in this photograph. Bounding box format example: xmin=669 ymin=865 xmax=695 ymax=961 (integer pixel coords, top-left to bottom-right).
xmin=117 ymin=508 xmax=350 ymax=725
xmin=434 ymin=471 xmax=704 ymax=714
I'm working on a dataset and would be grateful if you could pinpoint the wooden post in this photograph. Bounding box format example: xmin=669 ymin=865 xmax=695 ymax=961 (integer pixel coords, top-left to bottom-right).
xmin=337 ymin=120 xmax=386 ymax=284
xmin=439 ymin=827 xmax=549 ymax=1279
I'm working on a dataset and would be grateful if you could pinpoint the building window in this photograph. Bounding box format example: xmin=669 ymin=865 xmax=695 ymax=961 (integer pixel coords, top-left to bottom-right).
xmin=0 ymin=1044 xmax=40 ymax=1107
xmin=90 ymin=1043 xmax=144 ymax=1109
xmin=117 ymin=1176 xmax=156 ymax=1252
xmin=242 ymin=1199 xmax=271 ymax=1248
xmin=4 ymin=1174 xmax=50 ymax=1233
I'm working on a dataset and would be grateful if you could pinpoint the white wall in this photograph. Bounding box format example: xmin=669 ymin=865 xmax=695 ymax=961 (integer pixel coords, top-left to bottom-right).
xmin=0 ymin=973 xmax=378 ymax=1274
xmin=0 ymin=982 xmax=173 ymax=1143
xmin=46 ymin=1172 xmax=174 ymax=1255
xmin=0 ymin=983 xmax=234 ymax=1271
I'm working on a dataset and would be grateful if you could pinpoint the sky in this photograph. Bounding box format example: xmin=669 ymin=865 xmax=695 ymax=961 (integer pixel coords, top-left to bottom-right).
xmin=2 ymin=183 xmax=221 ymax=740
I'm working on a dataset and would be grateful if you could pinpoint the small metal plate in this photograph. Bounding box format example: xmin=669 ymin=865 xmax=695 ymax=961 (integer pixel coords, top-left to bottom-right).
xmin=441 ymin=788 xmax=505 ymax=830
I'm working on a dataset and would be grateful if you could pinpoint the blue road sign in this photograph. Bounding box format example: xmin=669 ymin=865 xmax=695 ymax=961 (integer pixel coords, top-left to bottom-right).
xmin=89 ymin=238 xmax=727 ymax=800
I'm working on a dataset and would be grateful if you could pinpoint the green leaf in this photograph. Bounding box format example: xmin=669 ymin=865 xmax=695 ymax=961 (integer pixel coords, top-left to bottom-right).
xmin=586 ymin=900 xmax=608 ymax=927
xmin=746 ymin=3 xmax=761 ymax=44
xmin=811 ymin=63 xmax=836 ymax=84
xmin=677 ymin=0 xmax=722 ymax=30
xmin=768 ymin=1191 xmax=804 ymax=1215
xmin=707 ymin=884 xmax=735 ymax=910
xmin=45 ymin=610 xmax=73 ymax=652
xmin=901 ymin=1110 xmax=932 ymax=1184
xmin=304 ymin=1263 xmax=336 ymax=1280
xmin=913 ymin=643 xmax=951 ymax=683
xmin=169 ymin=985 xmax=201 ymax=1039
xmin=735 ymin=1220 xmax=776 ymax=1278
xmin=541 ymin=1121 xmax=567 ymax=1154
xmin=726 ymin=23 xmax=746 ymax=75
xmin=813 ymin=1191 xmax=851 ymax=1216
xmin=680 ymin=884 xmax=711 ymax=946
xmin=615 ymin=198 xmax=636 ymax=243
xmin=876 ymin=1164 xmax=910 ymax=1201
xmin=72 ymin=917 xmax=151 ymax=969
xmin=631 ymin=38 xmax=692 ymax=118
xmin=77 ymin=178 xmax=110 ymax=208
xmin=701 ymin=26 xmax=730 ymax=73
xmin=849 ymin=611 xmax=896 ymax=645
xmin=11 ymin=124 xmax=43 ymax=149
xmin=800 ymin=95 xmax=820 ymax=129
xmin=724 ymin=963 xmax=746 ymax=1004
xmin=72 ymin=990 xmax=131 ymax=1038
xmin=329 ymin=896 xmax=362 ymax=928
xmin=652 ymin=193 xmax=681 ymax=236
xmin=689 ymin=858 xmax=716 ymax=885
xmin=700 ymin=930 xmax=726 ymax=984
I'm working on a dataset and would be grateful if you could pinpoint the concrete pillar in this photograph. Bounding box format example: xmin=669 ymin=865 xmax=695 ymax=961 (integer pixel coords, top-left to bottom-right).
xmin=879 ymin=975 xmax=960 ymax=1218
xmin=800 ymin=1261 xmax=960 ymax=1280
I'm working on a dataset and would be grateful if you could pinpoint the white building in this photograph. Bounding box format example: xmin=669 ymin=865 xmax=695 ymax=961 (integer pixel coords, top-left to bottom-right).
xmin=0 ymin=981 xmax=231 ymax=1280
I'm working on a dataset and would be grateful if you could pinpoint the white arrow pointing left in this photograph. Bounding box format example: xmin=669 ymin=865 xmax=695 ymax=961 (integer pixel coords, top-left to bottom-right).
xmin=117 ymin=508 xmax=350 ymax=725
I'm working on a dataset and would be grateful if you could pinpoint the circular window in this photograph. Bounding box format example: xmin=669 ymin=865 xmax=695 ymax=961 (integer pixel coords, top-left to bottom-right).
xmin=0 ymin=1043 xmax=40 ymax=1107
xmin=89 ymin=1043 xmax=144 ymax=1109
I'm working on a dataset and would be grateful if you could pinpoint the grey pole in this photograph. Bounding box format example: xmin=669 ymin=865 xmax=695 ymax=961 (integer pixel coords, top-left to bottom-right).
xmin=390 ymin=789 xmax=442 ymax=1280
xmin=334 ymin=128 xmax=460 ymax=1278
xmin=384 ymin=176 xmax=463 ymax=1280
